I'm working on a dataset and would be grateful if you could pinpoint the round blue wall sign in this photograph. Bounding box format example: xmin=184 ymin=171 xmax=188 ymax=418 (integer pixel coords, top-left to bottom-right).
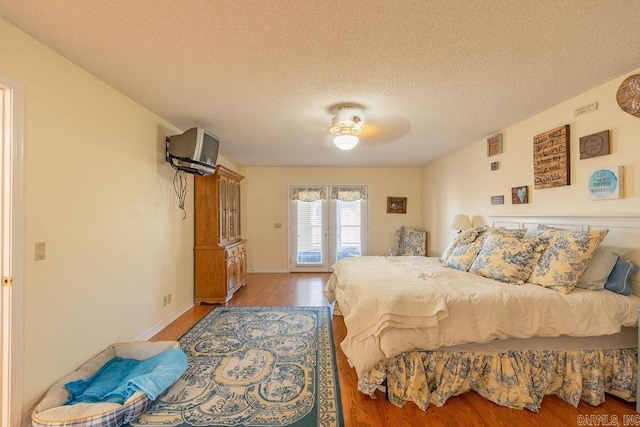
xmin=588 ymin=169 xmax=618 ymax=199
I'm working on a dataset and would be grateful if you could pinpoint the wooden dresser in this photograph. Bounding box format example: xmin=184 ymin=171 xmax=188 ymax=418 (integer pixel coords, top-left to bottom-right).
xmin=194 ymin=165 xmax=247 ymax=304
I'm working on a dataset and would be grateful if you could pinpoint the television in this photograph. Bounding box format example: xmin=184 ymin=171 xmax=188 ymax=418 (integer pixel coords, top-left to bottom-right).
xmin=166 ymin=127 xmax=219 ymax=175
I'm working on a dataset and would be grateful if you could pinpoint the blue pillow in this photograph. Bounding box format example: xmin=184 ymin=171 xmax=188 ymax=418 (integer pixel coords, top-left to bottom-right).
xmin=604 ymin=259 xmax=638 ymax=296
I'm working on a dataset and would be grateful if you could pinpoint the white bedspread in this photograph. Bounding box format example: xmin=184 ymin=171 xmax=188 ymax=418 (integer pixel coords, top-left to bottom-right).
xmin=326 ymin=256 xmax=640 ymax=378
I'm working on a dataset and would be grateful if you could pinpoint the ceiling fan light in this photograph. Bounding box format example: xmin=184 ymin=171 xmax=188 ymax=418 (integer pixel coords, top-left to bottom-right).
xmin=333 ymin=135 xmax=359 ymax=150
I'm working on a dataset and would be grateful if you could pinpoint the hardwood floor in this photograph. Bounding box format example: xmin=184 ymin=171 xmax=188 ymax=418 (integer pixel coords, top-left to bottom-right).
xmin=151 ymin=273 xmax=637 ymax=426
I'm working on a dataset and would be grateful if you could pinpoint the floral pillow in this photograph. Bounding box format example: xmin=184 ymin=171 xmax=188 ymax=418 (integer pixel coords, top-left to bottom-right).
xmin=440 ymin=226 xmax=485 ymax=263
xmin=469 ymin=234 xmax=547 ymax=284
xmin=442 ymin=227 xmax=527 ymax=272
xmin=529 ymin=225 xmax=609 ymax=293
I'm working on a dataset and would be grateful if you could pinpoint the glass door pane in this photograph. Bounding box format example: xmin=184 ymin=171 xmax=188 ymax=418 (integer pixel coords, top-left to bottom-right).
xmin=294 ymin=199 xmax=327 ymax=269
xmin=229 ymin=181 xmax=235 ymax=240
xmin=335 ymin=199 xmax=362 ymax=261
xmin=220 ymin=179 xmax=227 ymax=242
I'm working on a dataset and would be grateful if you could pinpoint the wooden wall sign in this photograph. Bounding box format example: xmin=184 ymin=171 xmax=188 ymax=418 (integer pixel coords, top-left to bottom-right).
xmin=616 ymin=74 xmax=640 ymax=118
xmin=533 ymin=125 xmax=570 ymax=189
xmin=487 ymin=133 xmax=503 ymax=157
xmin=579 ymin=130 xmax=609 ymax=159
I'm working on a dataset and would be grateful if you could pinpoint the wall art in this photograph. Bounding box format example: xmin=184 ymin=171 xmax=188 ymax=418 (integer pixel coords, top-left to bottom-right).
xmin=533 ymin=125 xmax=570 ymax=189
xmin=511 ymin=186 xmax=529 ymax=204
xmin=616 ymin=74 xmax=640 ymax=118
xmin=490 ymin=195 xmax=504 ymax=205
xmin=588 ymin=167 xmax=623 ymax=200
xmin=387 ymin=197 xmax=407 ymax=213
xmin=491 ymin=161 xmax=500 ymax=171
xmin=579 ymin=130 xmax=609 ymax=159
xmin=487 ymin=133 xmax=503 ymax=157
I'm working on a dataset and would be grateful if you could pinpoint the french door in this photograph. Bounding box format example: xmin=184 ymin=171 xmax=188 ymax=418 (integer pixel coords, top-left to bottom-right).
xmin=289 ymin=185 xmax=368 ymax=272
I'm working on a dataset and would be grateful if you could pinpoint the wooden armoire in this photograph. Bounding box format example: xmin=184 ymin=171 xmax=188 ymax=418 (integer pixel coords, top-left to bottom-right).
xmin=194 ymin=165 xmax=247 ymax=304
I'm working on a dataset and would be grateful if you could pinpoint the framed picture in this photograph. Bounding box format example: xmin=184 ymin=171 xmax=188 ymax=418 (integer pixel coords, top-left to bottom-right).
xmin=487 ymin=133 xmax=503 ymax=157
xmin=387 ymin=197 xmax=407 ymax=214
xmin=511 ymin=186 xmax=528 ymax=204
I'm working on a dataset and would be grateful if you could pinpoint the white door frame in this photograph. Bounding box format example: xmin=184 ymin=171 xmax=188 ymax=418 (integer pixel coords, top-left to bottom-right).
xmin=1 ymin=74 xmax=25 ymax=426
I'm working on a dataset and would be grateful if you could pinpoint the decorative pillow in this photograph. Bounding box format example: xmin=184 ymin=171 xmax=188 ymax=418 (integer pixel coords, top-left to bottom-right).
xmin=469 ymin=234 xmax=547 ymax=284
xmin=604 ymin=259 xmax=638 ymax=296
xmin=440 ymin=226 xmax=484 ymax=262
xmin=529 ymin=225 xmax=608 ymax=293
xmin=576 ymin=245 xmax=627 ymax=290
xmin=482 ymin=227 xmax=527 ymax=239
xmin=442 ymin=227 xmax=527 ymax=272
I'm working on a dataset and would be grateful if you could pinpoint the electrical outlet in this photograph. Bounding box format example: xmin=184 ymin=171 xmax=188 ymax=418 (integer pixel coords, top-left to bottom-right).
xmin=163 ymin=295 xmax=167 ymax=306
xmin=168 ymin=293 xmax=172 ymax=304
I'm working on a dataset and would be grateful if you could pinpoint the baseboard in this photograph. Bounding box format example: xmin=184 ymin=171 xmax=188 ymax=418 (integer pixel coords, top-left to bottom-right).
xmin=134 ymin=301 xmax=194 ymax=341
xmin=249 ymin=269 xmax=290 ymax=273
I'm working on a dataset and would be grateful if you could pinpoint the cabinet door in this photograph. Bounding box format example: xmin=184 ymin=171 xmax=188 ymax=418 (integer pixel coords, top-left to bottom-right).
xmin=238 ymin=250 xmax=247 ymax=285
xmin=219 ymin=177 xmax=228 ymax=243
xmin=227 ymin=257 xmax=236 ymax=292
xmin=236 ymin=183 xmax=241 ymax=238
xmin=228 ymin=181 xmax=236 ymax=241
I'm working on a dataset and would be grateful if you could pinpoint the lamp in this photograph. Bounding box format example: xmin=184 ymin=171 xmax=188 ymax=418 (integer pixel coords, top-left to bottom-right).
xmin=450 ymin=214 xmax=471 ymax=232
xmin=329 ymin=106 xmax=364 ymax=150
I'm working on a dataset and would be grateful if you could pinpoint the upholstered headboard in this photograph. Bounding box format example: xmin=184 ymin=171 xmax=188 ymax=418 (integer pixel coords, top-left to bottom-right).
xmin=490 ymin=214 xmax=640 ymax=296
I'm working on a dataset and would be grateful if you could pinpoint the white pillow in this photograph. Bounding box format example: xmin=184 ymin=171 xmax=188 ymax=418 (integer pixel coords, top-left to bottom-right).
xmin=576 ymin=245 xmax=627 ymax=290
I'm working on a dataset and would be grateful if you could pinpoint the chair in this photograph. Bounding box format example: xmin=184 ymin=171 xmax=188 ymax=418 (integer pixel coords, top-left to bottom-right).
xmin=389 ymin=226 xmax=427 ymax=256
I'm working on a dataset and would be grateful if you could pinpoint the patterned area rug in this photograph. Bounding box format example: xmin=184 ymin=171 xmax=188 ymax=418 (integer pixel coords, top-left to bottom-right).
xmin=130 ymin=306 xmax=342 ymax=426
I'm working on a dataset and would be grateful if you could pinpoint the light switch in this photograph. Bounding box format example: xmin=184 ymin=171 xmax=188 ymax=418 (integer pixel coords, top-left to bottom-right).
xmin=35 ymin=242 xmax=46 ymax=260
xmin=274 ymin=223 xmax=282 ymax=229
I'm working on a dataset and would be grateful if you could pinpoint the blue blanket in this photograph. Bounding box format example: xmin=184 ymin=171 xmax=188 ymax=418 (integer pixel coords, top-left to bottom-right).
xmin=64 ymin=348 xmax=187 ymax=405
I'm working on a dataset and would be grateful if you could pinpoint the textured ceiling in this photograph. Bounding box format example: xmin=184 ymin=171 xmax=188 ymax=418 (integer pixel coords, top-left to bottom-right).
xmin=1 ymin=1 xmax=640 ymax=167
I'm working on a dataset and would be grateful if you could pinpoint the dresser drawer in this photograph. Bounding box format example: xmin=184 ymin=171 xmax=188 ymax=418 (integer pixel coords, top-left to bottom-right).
xmin=226 ymin=246 xmax=238 ymax=259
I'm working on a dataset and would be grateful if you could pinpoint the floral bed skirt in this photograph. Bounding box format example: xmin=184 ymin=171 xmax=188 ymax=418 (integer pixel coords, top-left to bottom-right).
xmin=358 ymin=348 xmax=637 ymax=412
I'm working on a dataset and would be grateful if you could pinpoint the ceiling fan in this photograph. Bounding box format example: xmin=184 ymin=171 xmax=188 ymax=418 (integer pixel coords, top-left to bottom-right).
xmin=286 ymin=102 xmax=411 ymax=150
xmin=329 ymin=105 xmax=365 ymax=150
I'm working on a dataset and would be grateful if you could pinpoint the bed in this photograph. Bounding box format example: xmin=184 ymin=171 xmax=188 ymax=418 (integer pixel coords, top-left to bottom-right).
xmin=324 ymin=214 xmax=640 ymax=412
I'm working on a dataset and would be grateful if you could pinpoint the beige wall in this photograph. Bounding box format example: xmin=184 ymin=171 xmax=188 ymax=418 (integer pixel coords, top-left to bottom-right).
xmin=423 ymin=68 xmax=640 ymax=256
xmin=0 ymin=18 xmax=236 ymax=414
xmin=240 ymin=167 xmax=423 ymax=272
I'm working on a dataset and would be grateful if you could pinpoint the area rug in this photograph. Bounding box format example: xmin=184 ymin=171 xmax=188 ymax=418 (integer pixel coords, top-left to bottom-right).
xmin=129 ymin=306 xmax=343 ymax=426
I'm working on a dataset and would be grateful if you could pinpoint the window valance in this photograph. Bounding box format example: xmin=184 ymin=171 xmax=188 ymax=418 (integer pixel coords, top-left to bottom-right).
xmin=330 ymin=186 xmax=368 ymax=201
xmin=290 ymin=187 xmax=327 ymax=202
